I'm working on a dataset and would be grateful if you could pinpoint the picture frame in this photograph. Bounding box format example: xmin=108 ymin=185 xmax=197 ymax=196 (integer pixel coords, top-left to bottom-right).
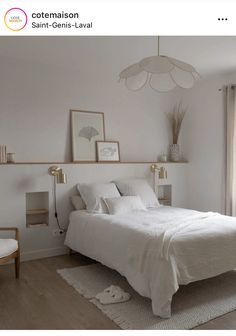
xmin=71 ymin=110 xmax=105 ymax=162
xmin=96 ymin=141 xmax=120 ymax=162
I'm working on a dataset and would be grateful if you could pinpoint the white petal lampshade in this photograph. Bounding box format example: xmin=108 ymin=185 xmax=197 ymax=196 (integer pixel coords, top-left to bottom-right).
xmin=125 ymin=71 xmax=148 ymax=91
xmin=119 ymin=39 xmax=200 ymax=92
xmin=192 ymin=71 xmax=201 ymax=80
xmin=170 ymin=67 xmax=195 ymax=89
xmin=139 ymin=56 xmax=174 ymax=73
xmin=149 ymin=73 xmax=176 ymax=92
xmin=119 ymin=63 xmax=142 ymax=79
xmin=167 ymin=57 xmax=196 ymax=73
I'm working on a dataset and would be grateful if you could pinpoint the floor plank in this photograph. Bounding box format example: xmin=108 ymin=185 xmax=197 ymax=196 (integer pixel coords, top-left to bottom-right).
xmin=1 ymin=254 xmax=236 ymax=330
xmin=0 ymin=254 xmax=118 ymax=330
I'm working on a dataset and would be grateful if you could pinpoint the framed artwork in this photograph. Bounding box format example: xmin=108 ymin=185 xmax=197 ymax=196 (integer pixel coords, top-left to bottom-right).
xmin=96 ymin=141 xmax=120 ymax=162
xmin=71 ymin=110 xmax=105 ymax=162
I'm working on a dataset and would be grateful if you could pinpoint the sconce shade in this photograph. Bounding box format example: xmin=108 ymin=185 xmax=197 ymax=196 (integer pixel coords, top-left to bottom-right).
xmin=150 ymin=164 xmax=167 ymax=179
xmin=57 ymin=171 xmax=67 ymax=184
xmin=159 ymin=167 xmax=167 ymax=179
xmin=48 ymin=166 xmax=67 ymax=184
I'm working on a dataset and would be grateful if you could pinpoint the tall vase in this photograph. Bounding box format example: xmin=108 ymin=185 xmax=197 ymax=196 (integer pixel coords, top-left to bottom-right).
xmin=170 ymin=144 xmax=180 ymax=162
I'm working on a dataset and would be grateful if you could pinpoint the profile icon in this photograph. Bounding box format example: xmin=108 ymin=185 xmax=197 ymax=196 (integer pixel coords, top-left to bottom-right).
xmin=4 ymin=8 xmax=28 ymax=31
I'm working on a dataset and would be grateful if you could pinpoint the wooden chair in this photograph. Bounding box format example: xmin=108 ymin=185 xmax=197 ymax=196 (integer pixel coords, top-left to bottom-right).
xmin=0 ymin=228 xmax=20 ymax=278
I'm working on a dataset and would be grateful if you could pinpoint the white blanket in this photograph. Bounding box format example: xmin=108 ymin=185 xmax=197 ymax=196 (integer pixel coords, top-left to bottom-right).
xmin=65 ymin=206 xmax=236 ymax=318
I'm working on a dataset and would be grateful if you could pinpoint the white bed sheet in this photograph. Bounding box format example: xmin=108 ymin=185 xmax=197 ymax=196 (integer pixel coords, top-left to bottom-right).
xmin=65 ymin=206 xmax=236 ymax=318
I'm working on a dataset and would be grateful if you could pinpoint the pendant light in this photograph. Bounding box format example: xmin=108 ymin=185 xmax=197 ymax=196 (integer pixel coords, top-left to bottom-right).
xmin=119 ymin=37 xmax=200 ymax=92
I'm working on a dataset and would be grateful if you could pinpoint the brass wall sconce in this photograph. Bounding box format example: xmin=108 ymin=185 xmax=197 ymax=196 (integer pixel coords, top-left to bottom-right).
xmin=150 ymin=164 xmax=167 ymax=179
xmin=48 ymin=166 xmax=67 ymax=184
xmin=48 ymin=165 xmax=67 ymax=234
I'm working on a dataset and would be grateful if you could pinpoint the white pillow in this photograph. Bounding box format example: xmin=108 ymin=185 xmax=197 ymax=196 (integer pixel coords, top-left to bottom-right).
xmin=77 ymin=183 xmax=121 ymax=213
xmin=70 ymin=195 xmax=86 ymax=210
xmin=114 ymin=178 xmax=160 ymax=208
xmin=103 ymin=196 xmax=146 ymax=215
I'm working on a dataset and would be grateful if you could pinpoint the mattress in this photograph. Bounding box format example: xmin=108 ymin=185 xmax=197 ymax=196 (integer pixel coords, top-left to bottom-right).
xmin=65 ymin=206 xmax=236 ymax=318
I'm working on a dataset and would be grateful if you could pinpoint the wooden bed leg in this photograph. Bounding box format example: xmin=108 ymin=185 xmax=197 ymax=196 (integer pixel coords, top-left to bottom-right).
xmin=69 ymin=248 xmax=73 ymax=255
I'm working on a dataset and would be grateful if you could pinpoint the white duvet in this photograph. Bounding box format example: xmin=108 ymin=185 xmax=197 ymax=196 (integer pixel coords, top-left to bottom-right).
xmin=65 ymin=206 xmax=236 ymax=318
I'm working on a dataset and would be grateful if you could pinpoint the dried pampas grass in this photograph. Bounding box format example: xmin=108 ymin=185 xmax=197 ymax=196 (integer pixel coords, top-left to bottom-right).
xmin=166 ymin=103 xmax=187 ymax=144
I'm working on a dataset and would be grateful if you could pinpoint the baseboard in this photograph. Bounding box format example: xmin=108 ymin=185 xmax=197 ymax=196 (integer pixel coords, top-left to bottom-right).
xmin=21 ymin=246 xmax=69 ymax=261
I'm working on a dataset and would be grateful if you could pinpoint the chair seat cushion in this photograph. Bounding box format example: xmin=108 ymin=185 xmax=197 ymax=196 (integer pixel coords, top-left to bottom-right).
xmin=0 ymin=239 xmax=18 ymax=258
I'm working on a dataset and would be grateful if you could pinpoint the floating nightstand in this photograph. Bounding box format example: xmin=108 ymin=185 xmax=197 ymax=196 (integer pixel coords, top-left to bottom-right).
xmin=25 ymin=192 xmax=49 ymax=228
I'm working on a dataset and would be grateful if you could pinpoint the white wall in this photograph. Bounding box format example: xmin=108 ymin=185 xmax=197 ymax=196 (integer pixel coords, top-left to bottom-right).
xmin=0 ymin=37 xmax=181 ymax=163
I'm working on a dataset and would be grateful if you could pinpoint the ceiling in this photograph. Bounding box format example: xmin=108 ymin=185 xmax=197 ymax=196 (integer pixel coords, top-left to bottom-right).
xmin=1 ymin=36 xmax=236 ymax=78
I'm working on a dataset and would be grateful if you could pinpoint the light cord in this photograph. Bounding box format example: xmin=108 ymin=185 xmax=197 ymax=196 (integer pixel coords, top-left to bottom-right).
xmin=52 ymin=176 xmax=64 ymax=231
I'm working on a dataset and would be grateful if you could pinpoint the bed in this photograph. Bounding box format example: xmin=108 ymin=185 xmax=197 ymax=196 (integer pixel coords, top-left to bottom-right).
xmin=65 ymin=205 xmax=236 ymax=318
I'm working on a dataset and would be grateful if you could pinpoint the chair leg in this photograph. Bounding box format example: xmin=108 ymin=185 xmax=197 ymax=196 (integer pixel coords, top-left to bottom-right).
xmin=15 ymin=254 xmax=20 ymax=279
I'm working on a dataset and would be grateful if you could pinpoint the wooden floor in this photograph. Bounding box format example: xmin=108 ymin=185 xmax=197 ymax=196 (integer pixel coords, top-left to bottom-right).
xmin=1 ymin=254 xmax=236 ymax=330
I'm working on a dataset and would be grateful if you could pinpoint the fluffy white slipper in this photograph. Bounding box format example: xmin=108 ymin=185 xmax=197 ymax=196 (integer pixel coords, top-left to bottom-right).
xmin=95 ymin=285 xmax=131 ymax=304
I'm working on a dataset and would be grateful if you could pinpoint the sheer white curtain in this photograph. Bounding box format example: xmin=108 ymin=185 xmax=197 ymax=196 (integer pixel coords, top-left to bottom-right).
xmin=225 ymin=85 xmax=236 ymax=216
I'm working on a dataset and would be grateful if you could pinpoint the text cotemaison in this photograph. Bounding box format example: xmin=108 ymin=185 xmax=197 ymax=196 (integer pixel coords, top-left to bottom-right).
xmin=32 ymin=12 xmax=80 ymax=19
xmin=31 ymin=12 xmax=92 ymax=29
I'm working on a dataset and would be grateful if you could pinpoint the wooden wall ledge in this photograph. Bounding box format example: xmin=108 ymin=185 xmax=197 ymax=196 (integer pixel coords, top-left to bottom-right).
xmin=0 ymin=161 xmax=188 ymax=165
